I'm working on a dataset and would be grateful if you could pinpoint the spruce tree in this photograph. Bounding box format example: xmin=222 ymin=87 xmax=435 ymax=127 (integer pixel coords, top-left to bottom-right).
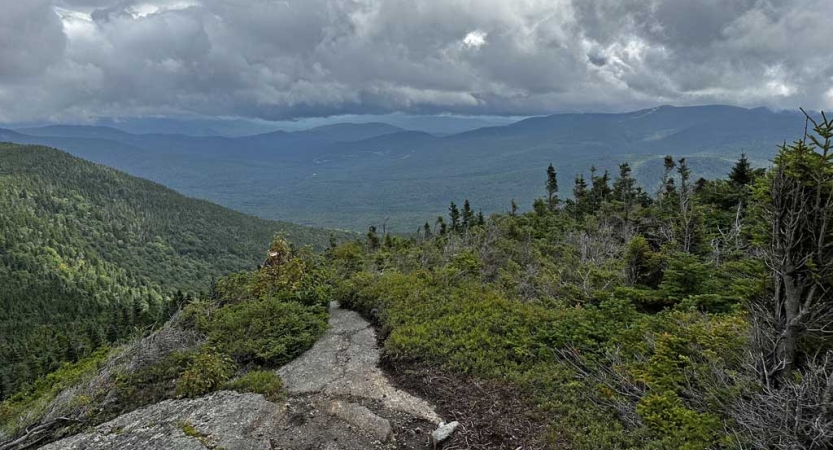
xmin=757 ymin=112 xmax=833 ymax=379
xmin=366 ymin=226 xmax=379 ymax=250
xmin=449 ymin=202 xmax=460 ymax=232
xmin=613 ymin=163 xmax=637 ymax=222
xmin=436 ymin=216 xmax=447 ymax=235
xmin=662 ymin=156 xmax=677 ymax=199
xmin=462 ymin=199 xmax=475 ymax=230
xmin=573 ymin=174 xmax=589 ymax=218
xmin=729 ymin=152 xmax=754 ymax=186
xmin=676 ymin=158 xmax=697 ymax=253
xmin=546 ymin=164 xmax=559 ymax=209
xmin=589 ymin=168 xmax=611 ymax=209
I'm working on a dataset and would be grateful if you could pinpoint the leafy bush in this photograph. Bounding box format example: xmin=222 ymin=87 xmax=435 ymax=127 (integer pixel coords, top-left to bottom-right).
xmin=637 ymin=391 xmax=722 ymax=450
xmin=224 ymin=371 xmax=284 ymax=401
xmin=175 ymin=348 xmax=236 ymax=398
xmin=206 ymin=297 xmax=328 ymax=366
xmin=114 ymin=351 xmax=195 ymax=408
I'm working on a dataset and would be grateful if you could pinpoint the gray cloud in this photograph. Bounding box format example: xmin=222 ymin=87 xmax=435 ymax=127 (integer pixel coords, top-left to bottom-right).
xmin=0 ymin=0 xmax=831 ymax=122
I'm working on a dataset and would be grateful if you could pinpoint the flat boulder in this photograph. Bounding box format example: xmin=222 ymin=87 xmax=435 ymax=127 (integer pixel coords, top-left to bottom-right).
xmin=38 ymin=391 xmax=283 ymax=450
xmin=328 ymin=400 xmax=393 ymax=442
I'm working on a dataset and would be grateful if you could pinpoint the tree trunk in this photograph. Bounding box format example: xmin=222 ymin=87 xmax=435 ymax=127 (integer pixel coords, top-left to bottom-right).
xmin=776 ymin=272 xmax=803 ymax=378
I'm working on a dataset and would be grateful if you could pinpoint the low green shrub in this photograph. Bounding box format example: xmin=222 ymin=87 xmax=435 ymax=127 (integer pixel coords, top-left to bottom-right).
xmin=206 ymin=297 xmax=328 ymax=366
xmin=224 ymin=370 xmax=284 ymax=401
xmin=114 ymin=351 xmax=194 ymax=408
xmin=637 ymin=391 xmax=723 ymax=450
xmin=175 ymin=348 xmax=236 ymax=398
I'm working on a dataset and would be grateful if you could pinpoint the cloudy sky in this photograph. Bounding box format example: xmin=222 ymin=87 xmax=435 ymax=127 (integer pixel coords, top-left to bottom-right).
xmin=1 ymin=0 xmax=832 ymax=124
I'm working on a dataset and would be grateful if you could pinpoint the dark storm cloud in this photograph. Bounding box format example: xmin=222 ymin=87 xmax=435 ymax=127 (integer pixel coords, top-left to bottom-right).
xmin=0 ymin=0 xmax=66 ymax=79
xmin=0 ymin=0 xmax=831 ymax=122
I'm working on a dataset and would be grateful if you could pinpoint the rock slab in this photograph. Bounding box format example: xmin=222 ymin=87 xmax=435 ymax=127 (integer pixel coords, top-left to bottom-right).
xmin=328 ymin=400 xmax=392 ymax=442
xmin=278 ymin=302 xmax=442 ymax=424
xmin=38 ymin=302 xmax=444 ymax=450
xmin=39 ymin=391 xmax=282 ymax=450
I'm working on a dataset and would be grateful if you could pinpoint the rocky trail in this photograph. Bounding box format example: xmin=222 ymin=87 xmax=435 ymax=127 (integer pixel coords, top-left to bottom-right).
xmin=39 ymin=302 xmax=455 ymax=450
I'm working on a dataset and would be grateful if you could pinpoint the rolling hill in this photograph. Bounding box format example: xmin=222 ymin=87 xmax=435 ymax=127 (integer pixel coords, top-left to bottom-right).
xmin=5 ymin=105 xmax=808 ymax=231
xmin=0 ymin=143 xmax=350 ymax=399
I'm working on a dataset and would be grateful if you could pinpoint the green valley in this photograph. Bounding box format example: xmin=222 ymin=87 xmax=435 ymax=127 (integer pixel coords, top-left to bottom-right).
xmin=0 ymin=143 xmax=351 ymax=400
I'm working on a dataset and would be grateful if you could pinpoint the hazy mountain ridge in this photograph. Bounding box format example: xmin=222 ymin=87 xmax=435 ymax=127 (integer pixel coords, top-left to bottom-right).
xmin=4 ymin=105 xmax=806 ymax=231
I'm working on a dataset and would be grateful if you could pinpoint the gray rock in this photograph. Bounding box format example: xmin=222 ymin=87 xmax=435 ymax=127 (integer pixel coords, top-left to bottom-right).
xmin=328 ymin=400 xmax=392 ymax=442
xmin=278 ymin=302 xmax=442 ymax=424
xmin=431 ymin=421 xmax=459 ymax=445
xmin=35 ymin=302 xmax=445 ymax=450
xmin=39 ymin=391 xmax=283 ymax=450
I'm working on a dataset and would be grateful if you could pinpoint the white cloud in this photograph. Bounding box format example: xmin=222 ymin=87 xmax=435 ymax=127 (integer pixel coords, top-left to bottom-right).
xmin=462 ymin=30 xmax=487 ymax=49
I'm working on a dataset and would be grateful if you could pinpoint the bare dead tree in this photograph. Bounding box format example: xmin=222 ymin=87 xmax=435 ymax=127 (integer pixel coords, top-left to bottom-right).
xmin=729 ymin=349 xmax=833 ymax=450
xmin=677 ymin=158 xmax=697 ymax=253
xmin=710 ymin=201 xmax=745 ymax=267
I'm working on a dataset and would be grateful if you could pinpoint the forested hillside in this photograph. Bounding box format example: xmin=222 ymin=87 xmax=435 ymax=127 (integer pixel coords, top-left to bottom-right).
xmin=0 ymin=236 xmax=332 ymax=445
xmin=325 ymin=114 xmax=833 ymax=448
xmin=0 ymin=143 xmax=348 ymax=399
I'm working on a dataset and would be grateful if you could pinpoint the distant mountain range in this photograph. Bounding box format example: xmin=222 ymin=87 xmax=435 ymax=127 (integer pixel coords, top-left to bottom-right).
xmin=0 ymin=105 xmax=809 ymax=231
xmin=7 ymin=114 xmax=519 ymax=137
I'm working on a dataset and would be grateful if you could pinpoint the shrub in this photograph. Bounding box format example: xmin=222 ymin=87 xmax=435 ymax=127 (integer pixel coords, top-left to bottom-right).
xmin=637 ymin=391 xmax=722 ymax=450
xmin=659 ymin=252 xmax=714 ymax=301
xmin=175 ymin=348 xmax=235 ymax=398
xmin=224 ymin=370 xmax=284 ymax=401
xmin=206 ymin=297 xmax=328 ymax=366
xmin=115 ymin=350 xmax=194 ymax=407
xmin=625 ymin=235 xmax=664 ymax=287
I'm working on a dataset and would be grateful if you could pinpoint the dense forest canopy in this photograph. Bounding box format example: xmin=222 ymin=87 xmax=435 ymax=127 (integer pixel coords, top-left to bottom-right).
xmin=0 ymin=143 xmax=350 ymax=400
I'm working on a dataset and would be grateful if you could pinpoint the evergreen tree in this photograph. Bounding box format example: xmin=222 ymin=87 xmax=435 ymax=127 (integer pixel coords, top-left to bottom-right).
xmin=367 ymin=226 xmax=380 ymax=250
xmin=449 ymin=202 xmax=461 ymax=232
xmin=436 ymin=216 xmax=447 ymax=236
xmin=477 ymin=209 xmax=485 ymax=226
xmin=546 ymin=164 xmax=559 ymax=209
xmin=662 ymin=156 xmax=677 ymax=199
xmin=757 ymin=112 xmax=833 ymax=380
xmin=729 ymin=152 xmax=754 ymax=186
xmin=423 ymin=222 xmax=432 ymax=238
xmin=589 ymin=167 xmax=611 ymax=209
xmin=572 ymin=174 xmax=589 ymax=219
xmin=613 ymin=163 xmax=637 ymax=222
xmin=462 ymin=199 xmax=475 ymax=230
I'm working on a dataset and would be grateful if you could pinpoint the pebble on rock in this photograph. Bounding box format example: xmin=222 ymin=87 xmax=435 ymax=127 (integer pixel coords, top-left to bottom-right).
xmin=430 ymin=421 xmax=459 ymax=447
